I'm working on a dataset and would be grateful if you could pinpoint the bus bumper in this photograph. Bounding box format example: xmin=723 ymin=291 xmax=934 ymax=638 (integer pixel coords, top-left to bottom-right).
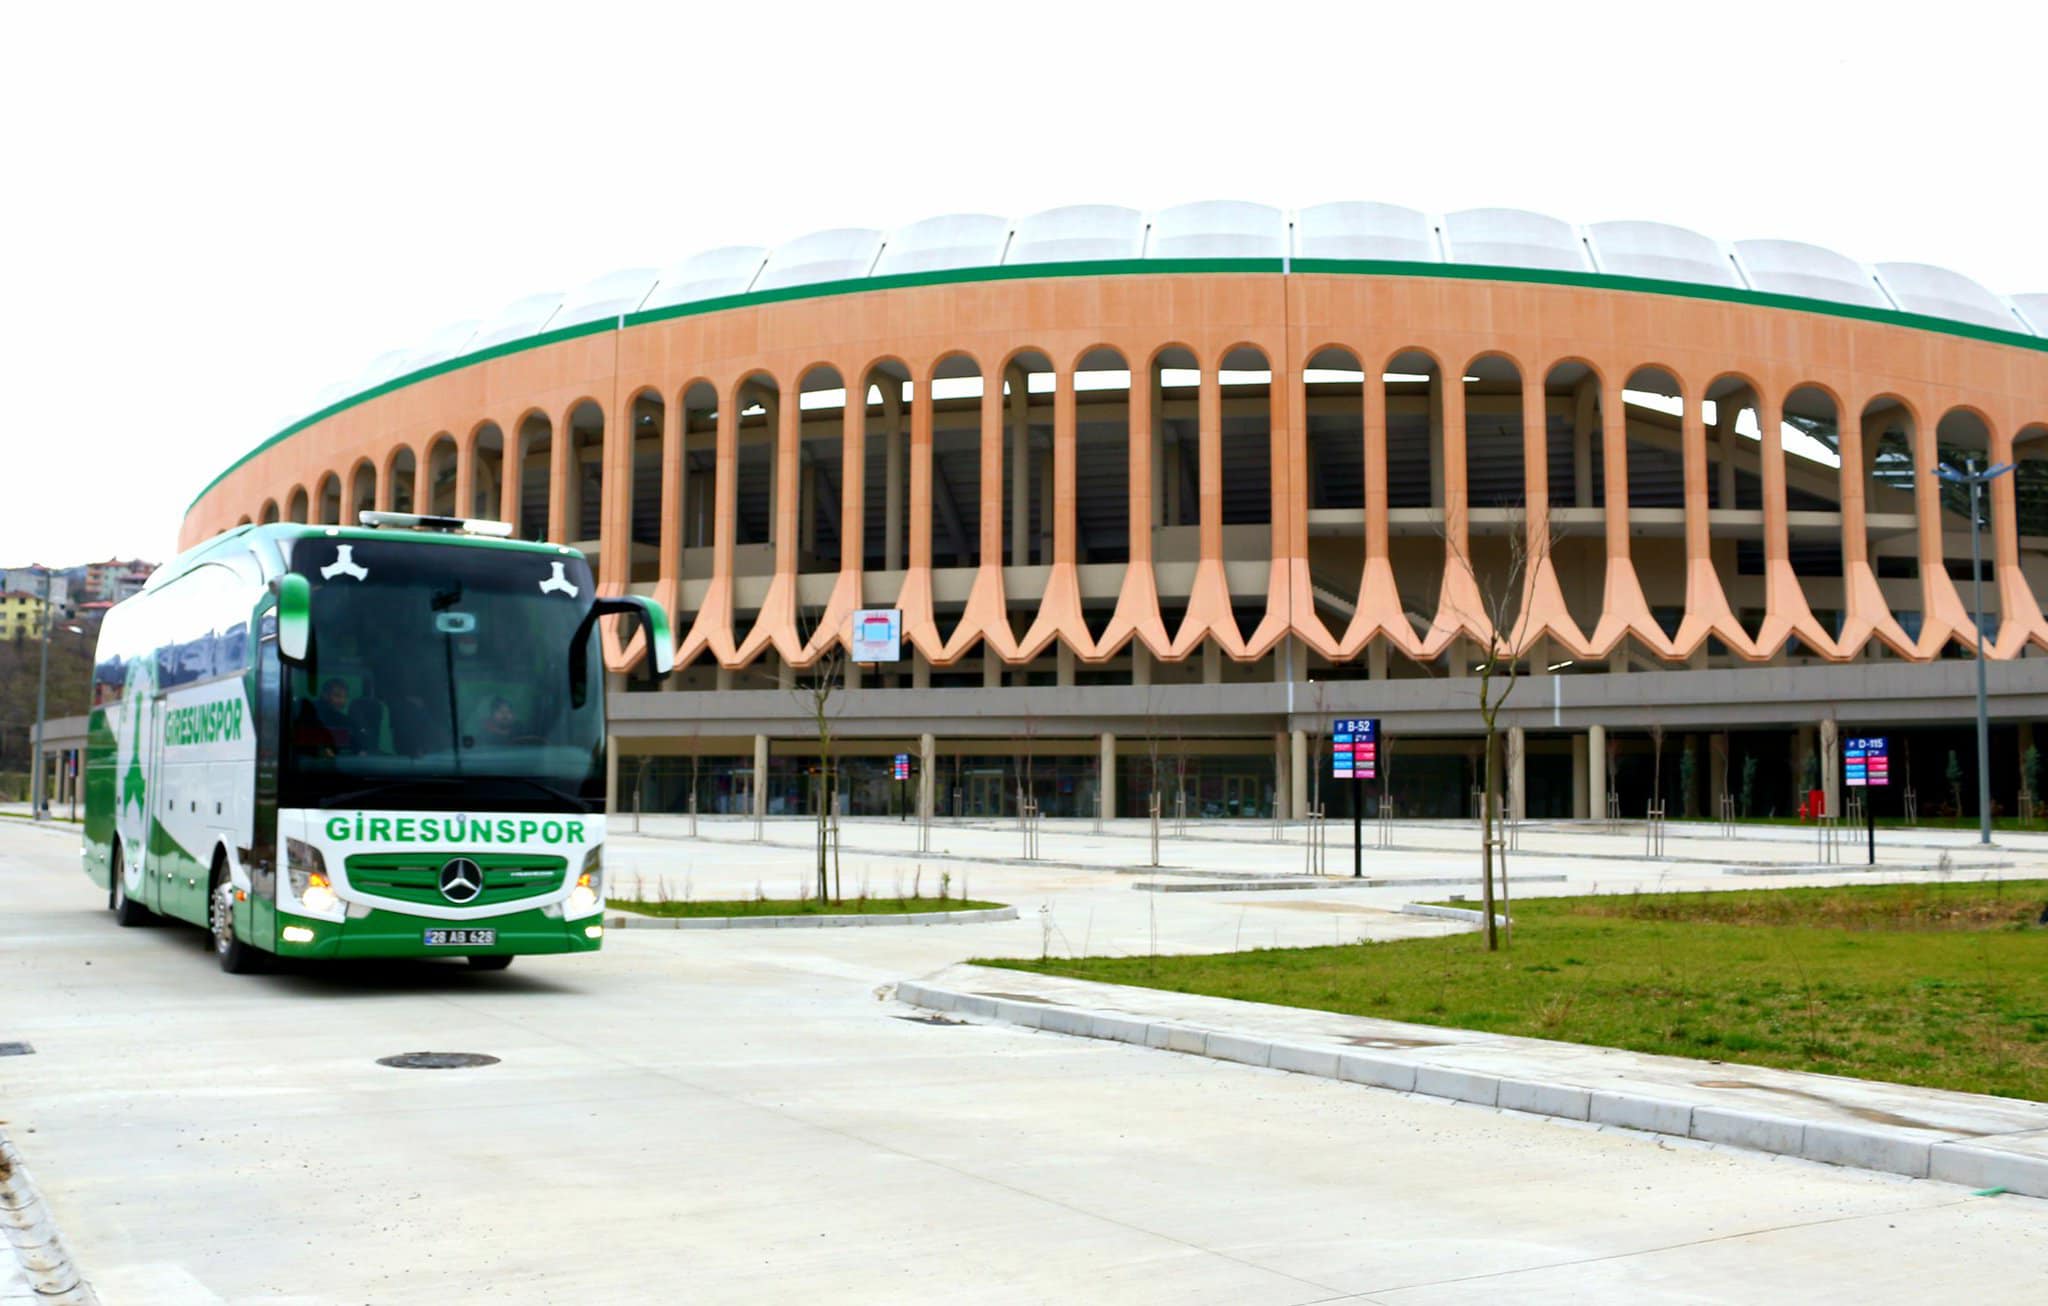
xmin=274 ymin=907 xmax=605 ymax=959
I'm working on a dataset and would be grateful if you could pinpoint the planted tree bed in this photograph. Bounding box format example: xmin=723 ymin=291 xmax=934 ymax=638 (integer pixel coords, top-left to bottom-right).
xmin=985 ymin=880 xmax=2048 ymax=1101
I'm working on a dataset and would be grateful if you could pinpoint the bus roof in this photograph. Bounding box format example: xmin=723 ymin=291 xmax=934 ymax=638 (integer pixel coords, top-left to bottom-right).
xmin=143 ymin=521 xmax=586 ymax=595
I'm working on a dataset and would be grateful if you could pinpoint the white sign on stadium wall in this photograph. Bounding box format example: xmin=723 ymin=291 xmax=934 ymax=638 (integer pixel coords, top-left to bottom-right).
xmin=850 ymin=609 xmax=902 ymax=663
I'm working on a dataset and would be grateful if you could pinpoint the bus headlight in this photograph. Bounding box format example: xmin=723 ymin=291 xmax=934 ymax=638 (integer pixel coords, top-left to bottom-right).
xmin=286 ymin=839 xmax=340 ymax=915
xmin=566 ymin=847 xmax=603 ymax=916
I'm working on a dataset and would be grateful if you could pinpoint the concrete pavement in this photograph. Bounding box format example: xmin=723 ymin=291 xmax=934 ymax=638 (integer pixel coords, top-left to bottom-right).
xmin=4 ymin=816 xmax=2047 ymax=1303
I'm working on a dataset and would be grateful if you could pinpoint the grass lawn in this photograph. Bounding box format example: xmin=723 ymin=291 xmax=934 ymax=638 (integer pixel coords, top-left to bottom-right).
xmin=611 ymin=895 xmax=1005 ymax=918
xmin=986 ymin=880 xmax=2048 ymax=1101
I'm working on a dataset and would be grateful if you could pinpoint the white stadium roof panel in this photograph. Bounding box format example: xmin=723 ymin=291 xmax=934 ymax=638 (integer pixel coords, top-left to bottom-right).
xmin=408 ymin=319 xmax=484 ymax=369
xmin=1874 ymin=262 xmax=2019 ymax=332
xmin=752 ymin=228 xmax=885 ymax=292
xmin=1733 ymin=239 xmax=1888 ymax=309
xmin=873 ymin=213 xmax=1010 ymax=276
xmin=467 ymin=292 xmax=566 ymax=352
xmin=1006 ymin=205 xmax=1146 ymax=265
xmin=289 ymin=203 xmax=2048 ymax=430
xmin=2013 ymin=294 xmax=2048 ymax=336
xmin=642 ymin=246 xmax=769 ymax=311
xmin=1444 ymin=208 xmax=1589 ymax=272
xmin=1147 ymin=200 xmax=1286 ymax=260
xmin=1586 ymin=220 xmax=1738 ymax=287
xmin=1293 ymin=202 xmax=1438 ymax=263
xmin=555 ymin=268 xmax=659 ymax=327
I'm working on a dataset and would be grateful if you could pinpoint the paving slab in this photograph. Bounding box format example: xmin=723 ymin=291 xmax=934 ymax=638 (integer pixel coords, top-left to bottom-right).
xmin=897 ymin=962 xmax=2048 ymax=1196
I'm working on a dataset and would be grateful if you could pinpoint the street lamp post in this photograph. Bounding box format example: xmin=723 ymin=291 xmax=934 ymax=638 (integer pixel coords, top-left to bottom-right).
xmin=1934 ymin=456 xmax=2016 ymax=845
xmin=30 ymin=595 xmax=54 ymax=820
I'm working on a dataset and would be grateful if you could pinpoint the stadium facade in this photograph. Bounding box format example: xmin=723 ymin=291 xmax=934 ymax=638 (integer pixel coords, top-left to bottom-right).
xmin=179 ymin=202 xmax=2048 ymax=824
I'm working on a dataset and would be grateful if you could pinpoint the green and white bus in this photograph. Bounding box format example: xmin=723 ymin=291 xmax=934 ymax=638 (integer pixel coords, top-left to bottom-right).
xmin=82 ymin=513 xmax=670 ymax=972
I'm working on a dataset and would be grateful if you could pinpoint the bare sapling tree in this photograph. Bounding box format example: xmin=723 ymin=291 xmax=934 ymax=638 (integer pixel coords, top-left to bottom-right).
xmin=789 ymin=607 xmax=848 ymax=902
xmin=1436 ymin=506 xmax=1559 ymax=952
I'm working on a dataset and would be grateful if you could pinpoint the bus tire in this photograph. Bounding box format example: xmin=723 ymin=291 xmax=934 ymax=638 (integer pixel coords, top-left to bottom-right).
xmin=210 ymin=856 xmax=265 ymax=974
xmin=466 ymin=954 xmax=513 ymax=972
xmin=110 ymin=845 xmax=151 ymax=927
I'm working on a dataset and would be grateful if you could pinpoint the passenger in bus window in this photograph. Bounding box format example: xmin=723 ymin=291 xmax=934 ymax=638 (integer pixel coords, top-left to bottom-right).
xmin=479 ymin=696 xmax=518 ymax=746
xmin=295 ymin=677 xmax=365 ymax=756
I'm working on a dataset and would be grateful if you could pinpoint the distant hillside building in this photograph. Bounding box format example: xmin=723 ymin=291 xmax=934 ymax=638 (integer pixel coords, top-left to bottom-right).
xmin=0 ymin=590 xmax=48 ymax=641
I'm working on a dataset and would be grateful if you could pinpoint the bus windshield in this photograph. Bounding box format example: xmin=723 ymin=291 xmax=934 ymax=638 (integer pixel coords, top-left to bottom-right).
xmin=281 ymin=536 xmax=604 ymax=813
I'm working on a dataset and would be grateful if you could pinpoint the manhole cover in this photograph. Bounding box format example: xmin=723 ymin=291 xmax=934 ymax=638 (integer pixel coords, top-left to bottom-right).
xmin=376 ymin=1052 xmax=500 ymax=1070
xmin=896 ymin=1014 xmax=966 ymax=1026
xmin=0 ymin=1042 xmax=33 ymax=1057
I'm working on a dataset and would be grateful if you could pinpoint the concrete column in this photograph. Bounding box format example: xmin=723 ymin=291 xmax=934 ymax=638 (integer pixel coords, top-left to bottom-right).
xmin=799 ymin=456 xmax=818 ymax=555
xmin=1202 ymin=642 xmax=1221 ymax=684
xmin=1131 ymin=645 xmax=1151 ymax=687
xmin=883 ymin=382 xmax=904 ymax=569
xmin=1098 ymin=732 xmax=1116 ymax=820
xmin=776 ymin=654 xmax=793 ymax=690
xmin=1009 ymin=366 xmax=1029 ymax=566
xmin=1290 ymin=729 xmax=1309 ymax=818
xmin=1368 ymin=641 xmax=1388 ymax=680
xmin=913 ymin=650 xmax=930 ymax=690
xmin=1571 ymin=733 xmax=1589 ymax=818
xmin=1794 ymin=724 xmax=1817 ymax=808
xmin=844 ymin=661 xmax=862 ymax=691
xmin=1820 ymin=717 xmax=1840 ymax=818
xmin=1508 ymin=726 xmax=1527 ymax=822
xmin=762 ymin=394 xmax=780 ymax=548
xmin=752 ymin=734 xmax=769 ymax=818
xmin=1589 ymin=724 xmax=1608 ymax=816
xmin=983 ymin=645 xmax=1002 ymax=688
xmin=1715 ymin=402 xmax=1739 ymax=511
xmin=1038 ymin=445 xmax=1055 ymax=564
xmin=1273 ymin=731 xmax=1292 ymax=820
xmin=1428 ymin=373 xmax=1445 ymax=509
xmin=1710 ymin=732 xmax=1730 ymax=815
xmin=1572 ymin=378 xmax=1595 ymax=508
xmin=605 ymin=737 xmax=619 ymax=815
xmin=1056 ymin=643 xmax=1075 ymax=687
xmin=919 ymin=732 xmax=936 ymax=820
xmin=716 ymin=665 xmax=734 ymax=691
xmin=2022 ymin=722 xmax=2038 ymax=801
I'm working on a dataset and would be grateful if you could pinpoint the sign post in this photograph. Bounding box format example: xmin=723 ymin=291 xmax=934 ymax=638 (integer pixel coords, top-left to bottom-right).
xmin=1843 ymin=735 xmax=1888 ymax=866
xmin=1331 ymin=718 xmax=1380 ymax=878
xmin=893 ymin=753 xmax=911 ymax=822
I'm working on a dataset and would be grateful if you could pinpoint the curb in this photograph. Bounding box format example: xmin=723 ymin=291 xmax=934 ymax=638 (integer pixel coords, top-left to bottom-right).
xmin=0 ymin=1128 xmax=97 ymax=1305
xmin=1130 ymin=876 xmax=1566 ymax=895
xmin=606 ymin=905 xmax=1018 ymax=930
xmin=894 ymin=978 xmax=2048 ymax=1200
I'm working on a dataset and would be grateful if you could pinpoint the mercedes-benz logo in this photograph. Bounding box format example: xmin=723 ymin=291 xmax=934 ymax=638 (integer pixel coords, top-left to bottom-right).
xmin=439 ymin=858 xmax=483 ymax=904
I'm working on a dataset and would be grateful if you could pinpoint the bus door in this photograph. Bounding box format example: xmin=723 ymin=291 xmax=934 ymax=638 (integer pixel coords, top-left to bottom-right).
xmin=144 ymin=689 xmax=169 ymax=912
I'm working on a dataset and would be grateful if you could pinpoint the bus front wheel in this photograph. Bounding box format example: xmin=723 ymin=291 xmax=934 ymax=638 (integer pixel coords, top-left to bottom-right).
xmin=110 ymin=846 xmax=151 ymax=928
xmin=210 ymin=859 xmax=265 ymax=974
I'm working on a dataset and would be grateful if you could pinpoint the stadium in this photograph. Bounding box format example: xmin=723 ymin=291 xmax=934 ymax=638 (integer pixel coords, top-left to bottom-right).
xmin=178 ymin=202 xmax=2048 ymax=826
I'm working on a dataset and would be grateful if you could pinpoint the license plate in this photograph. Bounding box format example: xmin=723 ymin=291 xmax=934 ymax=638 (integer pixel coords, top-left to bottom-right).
xmin=424 ymin=928 xmax=497 ymax=947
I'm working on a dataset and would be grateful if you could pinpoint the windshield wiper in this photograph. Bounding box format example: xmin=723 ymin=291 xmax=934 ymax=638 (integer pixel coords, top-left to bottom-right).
xmin=478 ymin=776 xmax=591 ymax=809
xmin=318 ymin=778 xmax=461 ymax=809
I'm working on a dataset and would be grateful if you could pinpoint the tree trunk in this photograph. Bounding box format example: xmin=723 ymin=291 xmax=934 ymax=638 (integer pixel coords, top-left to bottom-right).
xmin=1480 ymin=724 xmax=1498 ymax=950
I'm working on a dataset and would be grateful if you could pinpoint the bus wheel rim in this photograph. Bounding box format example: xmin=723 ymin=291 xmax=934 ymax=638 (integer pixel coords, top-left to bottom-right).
xmin=211 ymin=883 xmax=232 ymax=954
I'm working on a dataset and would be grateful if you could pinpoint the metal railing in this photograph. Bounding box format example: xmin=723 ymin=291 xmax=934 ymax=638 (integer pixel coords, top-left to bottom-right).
xmin=1644 ymin=799 xmax=1667 ymax=858
xmin=1304 ymin=804 xmax=1328 ymax=875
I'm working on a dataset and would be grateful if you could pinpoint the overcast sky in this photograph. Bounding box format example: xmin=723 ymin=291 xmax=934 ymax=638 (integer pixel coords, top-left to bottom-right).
xmin=6 ymin=0 xmax=2045 ymax=568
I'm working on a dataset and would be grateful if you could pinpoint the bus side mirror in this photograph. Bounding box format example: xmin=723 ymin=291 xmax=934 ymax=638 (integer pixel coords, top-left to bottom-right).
xmin=569 ymin=596 xmax=675 ymax=707
xmin=276 ymin=574 xmax=312 ymax=664
xmin=625 ymin=595 xmax=674 ymax=677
